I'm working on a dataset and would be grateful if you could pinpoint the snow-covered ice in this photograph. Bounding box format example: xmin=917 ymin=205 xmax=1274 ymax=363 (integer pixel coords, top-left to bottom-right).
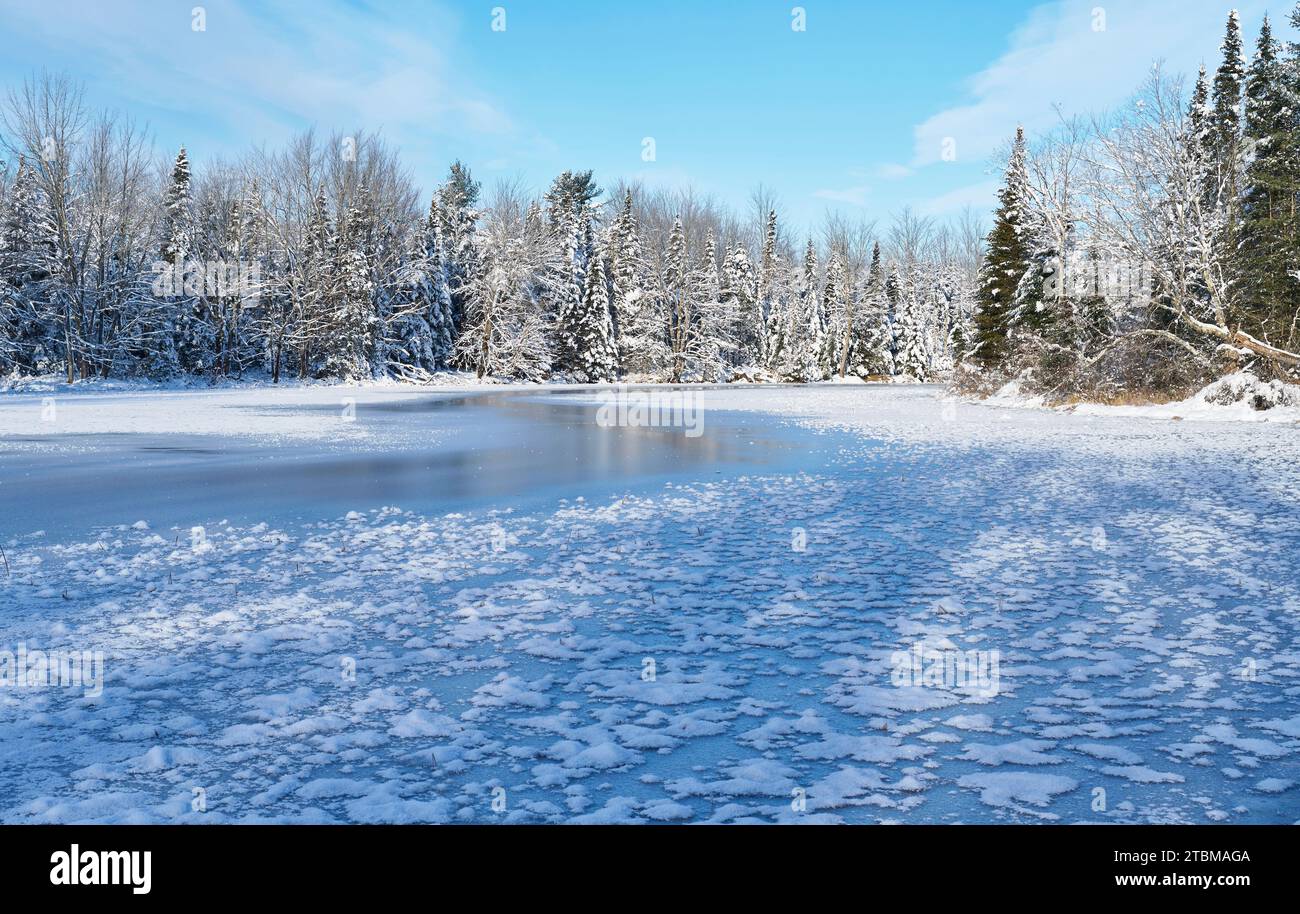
xmin=0 ymin=383 xmax=1297 ymax=823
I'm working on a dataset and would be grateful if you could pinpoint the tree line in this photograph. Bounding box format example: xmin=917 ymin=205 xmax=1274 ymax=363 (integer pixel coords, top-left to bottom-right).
xmin=969 ymin=6 xmax=1300 ymax=399
xmin=7 ymin=5 xmax=1293 ymax=397
xmin=0 ymin=74 xmax=980 ymax=386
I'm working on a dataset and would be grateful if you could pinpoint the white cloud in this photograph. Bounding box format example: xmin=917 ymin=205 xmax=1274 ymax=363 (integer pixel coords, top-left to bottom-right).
xmin=813 ymin=184 xmax=871 ymax=206
xmin=873 ymin=163 xmax=913 ymax=180
xmin=916 ymin=179 xmax=999 ymax=217
xmin=911 ymin=0 xmax=1271 ymax=168
xmin=0 ymin=0 xmax=515 ymax=154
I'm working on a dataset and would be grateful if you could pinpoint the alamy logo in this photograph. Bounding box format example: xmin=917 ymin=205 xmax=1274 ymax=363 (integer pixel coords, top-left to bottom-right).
xmin=49 ymin=845 xmax=151 ymax=894
xmin=595 ymin=385 xmax=705 ymax=438
xmin=0 ymin=643 xmax=104 ymax=697
xmin=890 ymin=640 xmax=1000 ymax=697
xmin=151 ymin=257 xmax=261 ymax=300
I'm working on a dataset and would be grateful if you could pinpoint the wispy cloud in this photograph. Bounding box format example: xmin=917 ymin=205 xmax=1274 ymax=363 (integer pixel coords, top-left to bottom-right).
xmin=813 ymin=184 xmax=871 ymax=206
xmin=916 ymin=179 xmax=999 ymax=217
xmin=910 ymin=0 xmax=1270 ymax=168
xmin=0 ymin=0 xmax=516 ymax=156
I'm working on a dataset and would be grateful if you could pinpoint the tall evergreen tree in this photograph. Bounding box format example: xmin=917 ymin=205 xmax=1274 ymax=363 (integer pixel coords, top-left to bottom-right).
xmin=0 ymin=156 xmax=59 ymax=372
xmin=973 ymin=127 xmax=1032 ymax=370
xmin=850 ymin=242 xmax=893 ymax=377
xmin=820 ymin=251 xmax=846 ymax=377
xmin=566 ymin=241 xmax=618 ymax=382
xmin=757 ymin=209 xmax=781 ymax=367
xmin=159 ymin=147 xmax=204 ymax=374
xmin=722 ymin=243 xmax=760 ymax=365
xmin=607 ymin=191 xmax=665 ymax=378
xmin=1208 ymin=10 xmax=1246 ymax=164
xmin=664 ymin=216 xmax=692 ymax=382
xmin=437 ymin=161 xmax=480 ymax=336
xmin=892 ymin=267 xmax=931 ymax=381
xmin=322 ymin=187 xmax=375 ymax=380
xmin=778 ymin=239 xmax=822 ymax=381
xmin=1237 ymin=14 xmax=1300 ymax=347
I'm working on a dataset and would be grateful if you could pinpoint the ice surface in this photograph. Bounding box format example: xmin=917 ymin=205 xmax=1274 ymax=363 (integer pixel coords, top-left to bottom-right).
xmin=0 ymin=384 xmax=1297 ymax=823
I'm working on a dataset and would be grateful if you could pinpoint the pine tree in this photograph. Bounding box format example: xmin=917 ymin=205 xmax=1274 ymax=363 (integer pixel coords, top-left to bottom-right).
xmin=820 ymin=251 xmax=846 ymax=377
xmin=296 ymin=185 xmax=333 ymax=378
xmin=779 ymin=239 xmax=822 ymax=381
xmin=1237 ymin=14 xmax=1300 ymax=348
xmin=159 ymin=147 xmax=202 ymax=375
xmin=973 ymin=127 xmax=1032 ymax=370
xmin=322 ymin=188 xmax=376 ymax=380
xmin=0 ymin=156 xmax=59 ymax=372
xmin=850 ymin=242 xmax=893 ymax=377
xmin=722 ymin=243 xmax=760 ymax=366
xmin=552 ymin=214 xmax=595 ymax=375
xmin=437 ymin=161 xmax=480 ymax=336
xmin=1187 ymin=65 xmax=1211 ymax=161
xmin=664 ymin=216 xmax=692 ymax=382
xmin=160 ymin=147 xmax=192 ymax=264
xmin=544 ymin=170 xmax=601 ymax=229
xmin=693 ymin=230 xmax=728 ymax=377
xmin=757 ymin=209 xmax=780 ymax=366
xmin=1208 ymin=10 xmax=1246 ymax=165
xmin=890 ymin=267 xmax=931 ymax=381
xmin=565 ymin=240 xmax=619 ymax=382
xmin=390 ymin=196 xmax=455 ymax=376
xmin=607 ymin=191 xmax=665 ymax=378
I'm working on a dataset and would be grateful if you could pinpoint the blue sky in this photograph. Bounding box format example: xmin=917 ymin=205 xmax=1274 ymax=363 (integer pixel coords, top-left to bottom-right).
xmin=0 ymin=0 xmax=1283 ymax=232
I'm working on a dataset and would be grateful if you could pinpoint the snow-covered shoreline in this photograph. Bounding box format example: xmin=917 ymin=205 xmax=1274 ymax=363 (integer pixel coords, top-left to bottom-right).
xmin=979 ymin=372 xmax=1300 ymax=425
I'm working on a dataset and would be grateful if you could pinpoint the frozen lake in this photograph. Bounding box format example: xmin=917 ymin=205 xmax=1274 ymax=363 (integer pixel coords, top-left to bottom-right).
xmin=0 ymin=387 xmax=828 ymax=539
xmin=0 ymin=383 xmax=1297 ymax=823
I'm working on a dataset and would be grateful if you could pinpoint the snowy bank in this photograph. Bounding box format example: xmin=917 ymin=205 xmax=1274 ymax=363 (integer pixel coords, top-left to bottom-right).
xmin=983 ymin=372 xmax=1300 ymax=424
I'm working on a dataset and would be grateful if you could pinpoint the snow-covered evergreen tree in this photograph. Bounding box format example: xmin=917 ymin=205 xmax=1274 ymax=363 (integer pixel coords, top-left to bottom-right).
xmin=850 ymin=242 xmax=894 ymax=377
xmin=1207 ymin=10 xmax=1245 ymax=164
xmin=160 ymin=147 xmax=200 ymax=375
xmin=819 ymin=251 xmax=846 ymax=378
xmin=0 ymin=156 xmax=59 ymax=373
xmin=1237 ymin=14 xmax=1299 ymax=346
xmin=607 ymin=191 xmax=666 ymax=379
xmin=722 ymin=243 xmax=760 ymax=367
xmin=390 ymin=196 xmax=456 ymax=377
xmin=778 ymin=239 xmax=822 ymax=381
xmin=973 ymin=127 xmax=1032 ymax=370
xmin=890 ymin=266 xmax=931 ymax=381
xmin=566 ymin=240 xmax=619 ymax=382
xmin=321 ymin=188 xmax=375 ymax=380
xmin=756 ymin=209 xmax=780 ymax=368
xmin=437 ymin=161 xmax=480 ymax=337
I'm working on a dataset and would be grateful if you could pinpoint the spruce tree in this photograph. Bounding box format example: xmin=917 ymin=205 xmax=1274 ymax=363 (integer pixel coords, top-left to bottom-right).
xmin=159 ymin=147 xmax=203 ymax=375
xmin=567 ymin=243 xmax=618 ymax=382
xmin=756 ymin=209 xmax=781 ymax=367
xmin=607 ymin=191 xmax=665 ymax=378
xmin=553 ymin=214 xmax=594 ymax=374
xmin=664 ymin=217 xmax=691 ymax=382
xmin=0 ymin=156 xmax=59 ymax=372
xmin=1208 ymin=10 xmax=1246 ymax=165
xmin=322 ymin=189 xmax=375 ymax=380
xmin=850 ymin=242 xmax=893 ymax=377
xmin=892 ymin=276 xmax=931 ymax=381
xmin=820 ymin=251 xmax=846 ymax=377
xmin=1238 ymin=14 xmax=1300 ymax=348
xmin=722 ymin=243 xmax=760 ymax=365
xmin=437 ymin=161 xmax=480 ymax=336
xmin=297 ymin=185 xmax=332 ymax=378
xmin=779 ymin=239 xmax=822 ymax=381
xmin=973 ymin=127 xmax=1032 ymax=370
xmin=693 ymin=230 xmax=728 ymax=377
